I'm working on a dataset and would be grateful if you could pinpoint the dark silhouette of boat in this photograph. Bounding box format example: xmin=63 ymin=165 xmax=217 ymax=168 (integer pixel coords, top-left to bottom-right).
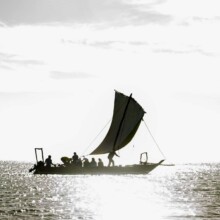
xmin=30 ymin=91 xmax=165 ymax=175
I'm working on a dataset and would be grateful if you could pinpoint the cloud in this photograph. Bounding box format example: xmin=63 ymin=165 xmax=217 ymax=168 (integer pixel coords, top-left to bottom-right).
xmin=62 ymin=39 xmax=149 ymax=50
xmin=0 ymin=52 xmax=44 ymax=69
xmin=0 ymin=0 xmax=171 ymax=26
xmin=50 ymin=71 xmax=94 ymax=80
xmin=62 ymin=39 xmax=117 ymax=49
xmin=0 ymin=91 xmax=42 ymax=107
xmin=0 ymin=91 xmax=32 ymax=99
xmin=153 ymin=48 xmax=215 ymax=56
xmin=121 ymin=7 xmax=172 ymax=26
xmin=192 ymin=16 xmax=220 ymax=22
xmin=0 ymin=21 xmax=6 ymax=27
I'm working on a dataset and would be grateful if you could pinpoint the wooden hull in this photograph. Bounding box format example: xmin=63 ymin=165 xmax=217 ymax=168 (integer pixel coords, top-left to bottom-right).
xmin=33 ymin=160 xmax=164 ymax=175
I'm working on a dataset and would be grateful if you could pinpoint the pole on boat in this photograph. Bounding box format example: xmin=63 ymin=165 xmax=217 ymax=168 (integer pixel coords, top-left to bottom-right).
xmin=35 ymin=148 xmax=44 ymax=163
xmin=113 ymin=93 xmax=132 ymax=151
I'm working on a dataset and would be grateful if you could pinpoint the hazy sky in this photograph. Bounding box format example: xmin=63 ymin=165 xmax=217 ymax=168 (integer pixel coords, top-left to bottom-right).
xmin=0 ymin=0 xmax=220 ymax=164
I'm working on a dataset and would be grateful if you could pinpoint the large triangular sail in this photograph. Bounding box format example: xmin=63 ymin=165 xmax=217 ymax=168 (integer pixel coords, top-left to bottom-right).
xmin=90 ymin=91 xmax=145 ymax=155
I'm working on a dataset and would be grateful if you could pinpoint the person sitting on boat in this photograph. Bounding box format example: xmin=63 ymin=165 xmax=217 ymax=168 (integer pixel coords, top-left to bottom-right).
xmin=76 ymin=158 xmax=82 ymax=167
xmin=98 ymin=158 xmax=104 ymax=167
xmin=90 ymin=158 xmax=97 ymax=167
xmin=108 ymin=151 xmax=119 ymax=167
xmin=29 ymin=160 xmax=44 ymax=172
xmin=82 ymin=157 xmax=90 ymax=167
xmin=45 ymin=155 xmax=54 ymax=167
xmin=72 ymin=152 xmax=79 ymax=165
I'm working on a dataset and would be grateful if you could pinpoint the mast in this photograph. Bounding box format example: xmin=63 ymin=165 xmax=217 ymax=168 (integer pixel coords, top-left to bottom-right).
xmin=113 ymin=93 xmax=132 ymax=151
xmin=90 ymin=91 xmax=145 ymax=155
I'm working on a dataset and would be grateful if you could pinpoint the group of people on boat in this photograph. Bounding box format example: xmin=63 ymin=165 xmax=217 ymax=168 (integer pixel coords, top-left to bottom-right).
xmin=81 ymin=157 xmax=104 ymax=168
xmin=60 ymin=151 xmax=119 ymax=168
xmin=69 ymin=152 xmax=105 ymax=168
xmin=30 ymin=150 xmax=120 ymax=173
xmin=42 ymin=153 xmax=104 ymax=168
xmin=43 ymin=151 xmax=119 ymax=169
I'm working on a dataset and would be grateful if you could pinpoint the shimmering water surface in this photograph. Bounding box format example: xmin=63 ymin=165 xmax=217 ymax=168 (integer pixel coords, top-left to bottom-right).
xmin=0 ymin=162 xmax=219 ymax=220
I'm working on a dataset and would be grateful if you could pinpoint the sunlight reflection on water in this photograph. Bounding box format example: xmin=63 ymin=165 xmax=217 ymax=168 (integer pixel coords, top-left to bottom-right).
xmin=0 ymin=162 xmax=220 ymax=219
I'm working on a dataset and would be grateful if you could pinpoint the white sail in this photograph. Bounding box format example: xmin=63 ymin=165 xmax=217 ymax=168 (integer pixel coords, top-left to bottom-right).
xmin=90 ymin=91 xmax=145 ymax=155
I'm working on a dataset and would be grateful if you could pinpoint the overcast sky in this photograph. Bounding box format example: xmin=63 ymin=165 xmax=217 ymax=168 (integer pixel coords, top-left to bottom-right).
xmin=0 ymin=0 xmax=220 ymax=164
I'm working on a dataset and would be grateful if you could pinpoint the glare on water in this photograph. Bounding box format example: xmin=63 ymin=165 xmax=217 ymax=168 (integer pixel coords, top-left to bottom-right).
xmin=0 ymin=162 xmax=220 ymax=220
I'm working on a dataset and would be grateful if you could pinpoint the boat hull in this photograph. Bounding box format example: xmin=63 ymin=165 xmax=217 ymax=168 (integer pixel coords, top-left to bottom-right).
xmin=33 ymin=160 xmax=164 ymax=175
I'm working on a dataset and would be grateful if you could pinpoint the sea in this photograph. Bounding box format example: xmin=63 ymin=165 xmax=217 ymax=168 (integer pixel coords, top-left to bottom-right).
xmin=0 ymin=161 xmax=219 ymax=220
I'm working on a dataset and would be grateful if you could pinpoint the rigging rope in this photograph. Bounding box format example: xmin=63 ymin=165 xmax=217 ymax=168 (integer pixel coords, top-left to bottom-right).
xmin=143 ymin=119 xmax=166 ymax=160
xmin=81 ymin=100 xmax=127 ymax=156
xmin=81 ymin=118 xmax=112 ymax=156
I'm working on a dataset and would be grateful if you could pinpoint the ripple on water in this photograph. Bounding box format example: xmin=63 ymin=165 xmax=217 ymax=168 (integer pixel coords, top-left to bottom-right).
xmin=0 ymin=162 xmax=220 ymax=219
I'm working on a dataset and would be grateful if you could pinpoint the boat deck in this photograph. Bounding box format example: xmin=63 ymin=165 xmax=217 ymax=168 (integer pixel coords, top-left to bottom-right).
xmin=33 ymin=160 xmax=164 ymax=175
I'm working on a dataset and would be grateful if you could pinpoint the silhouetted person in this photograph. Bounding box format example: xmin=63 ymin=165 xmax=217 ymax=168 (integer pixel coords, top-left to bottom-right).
xmin=45 ymin=155 xmax=54 ymax=167
xmin=76 ymin=158 xmax=82 ymax=167
xmin=108 ymin=151 xmax=119 ymax=167
xmin=98 ymin=158 xmax=104 ymax=167
xmin=72 ymin=152 xmax=79 ymax=165
xmin=90 ymin=158 xmax=97 ymax=167
xmin=83 ymin=157 xmax=90 ymax=167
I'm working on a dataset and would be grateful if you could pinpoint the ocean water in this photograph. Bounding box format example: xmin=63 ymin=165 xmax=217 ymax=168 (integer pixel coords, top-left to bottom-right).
xmin=0 ymin=162 xmax=219 ymax=220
